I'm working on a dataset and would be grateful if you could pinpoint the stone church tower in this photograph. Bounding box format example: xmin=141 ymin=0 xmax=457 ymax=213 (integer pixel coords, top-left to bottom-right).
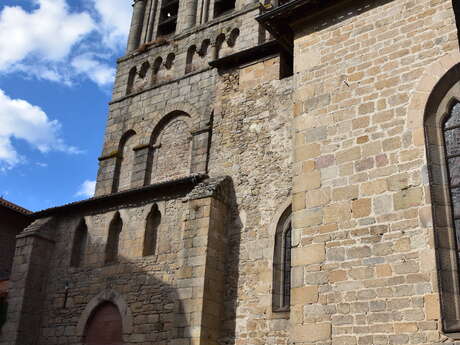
xmin=3 ymin=0 xmax=460 ymax=344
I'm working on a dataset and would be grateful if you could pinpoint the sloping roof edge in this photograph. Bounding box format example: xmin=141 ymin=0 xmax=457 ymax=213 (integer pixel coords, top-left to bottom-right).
xmin=0 ymin=198 xmax=32 ymax=216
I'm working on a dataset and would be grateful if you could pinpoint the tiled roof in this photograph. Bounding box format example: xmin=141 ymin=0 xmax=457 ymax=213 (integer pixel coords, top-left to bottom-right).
xmin=32 ymin=174 xmax=208 ymax=218
xmin=0 ymin=198 xmax=32 ymax=215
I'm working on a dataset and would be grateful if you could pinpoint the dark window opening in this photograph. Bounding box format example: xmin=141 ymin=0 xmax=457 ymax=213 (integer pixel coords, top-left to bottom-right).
xmin=143 ymin=205 xmax=161 ymax=256
xmin=70 ymin=220 xmax=88 ymax=268
xmin=0 ymin=296 xmax=7 ymax=329
xmin=214 ymin=0 xmax=235 ymax=18
xmin=453 ymin=0 xmax=460 ymax=42
xmin=105 ymin=212 xmax=122 ymax=264
xmin=283 ymin=225 xmax=291 ymax=307
xmin=279 ymin=50 xmax=293 ymax=79
xmin=273 ymin=206 xmax=292 ymax=312
xmin=158 ymin=0 xmax=179 ymax=37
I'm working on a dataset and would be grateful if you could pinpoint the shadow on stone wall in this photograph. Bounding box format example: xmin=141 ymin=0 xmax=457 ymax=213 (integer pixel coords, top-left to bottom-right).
xmin=220 ymin=181 xmax=242 ymax=345
xmin=43 ymin=254 xmax=189 ymax=345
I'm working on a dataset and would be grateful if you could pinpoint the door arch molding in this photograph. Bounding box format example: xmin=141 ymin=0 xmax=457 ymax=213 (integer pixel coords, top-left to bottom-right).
xmin=76 ymin=289 xmax=133 ymax=340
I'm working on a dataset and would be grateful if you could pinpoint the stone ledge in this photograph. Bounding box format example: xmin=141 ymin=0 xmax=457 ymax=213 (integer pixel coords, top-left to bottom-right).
xmin=184 ymin=176 xmax=233 ymax=204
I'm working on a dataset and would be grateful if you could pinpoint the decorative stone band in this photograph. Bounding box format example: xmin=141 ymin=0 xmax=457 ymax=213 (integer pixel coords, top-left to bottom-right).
xmin=98 ymin=151 xmax=120 ymax=161
xmin=191 ymin=126 xmax=211 ymax=136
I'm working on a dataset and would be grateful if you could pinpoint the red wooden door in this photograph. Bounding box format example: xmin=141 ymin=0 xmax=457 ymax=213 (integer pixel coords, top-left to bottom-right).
xmin=84 ymin=302 xmax=123 ymax=345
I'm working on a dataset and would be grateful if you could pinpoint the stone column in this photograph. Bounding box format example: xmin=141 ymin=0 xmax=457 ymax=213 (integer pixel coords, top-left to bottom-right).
xmin=130 ymin=144 xmax=152 ymax=188
xmin=190 ymin=127 xmax=211 ymax=175
xmin=127 ymin=0 xmax=146 ymax=53
xmin=95 ymin=153 xmax=119 ymax=196
xmin=175 ymin=177 xmax=231 ymax=345
xmin=183 ymin=0 xmax=198 ymax=30
xmin=0 ymin=218 xmax=56 ymax=345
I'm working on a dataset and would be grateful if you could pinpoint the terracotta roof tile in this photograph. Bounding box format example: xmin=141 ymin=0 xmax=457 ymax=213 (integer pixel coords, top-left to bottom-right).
xmin=0 ymin=198 xmax=32 ymax=215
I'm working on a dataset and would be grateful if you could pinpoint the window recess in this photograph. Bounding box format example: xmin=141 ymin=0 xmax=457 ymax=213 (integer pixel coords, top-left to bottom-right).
xmin=158 ymin=0 xmax=179 ymax=37
xmin=213 ymin=0 xmax=235 ymax=18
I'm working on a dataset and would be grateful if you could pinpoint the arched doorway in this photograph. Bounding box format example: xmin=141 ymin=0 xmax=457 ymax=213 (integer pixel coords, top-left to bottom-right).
xmin=84 ymin=302 xmax=123 ymax=345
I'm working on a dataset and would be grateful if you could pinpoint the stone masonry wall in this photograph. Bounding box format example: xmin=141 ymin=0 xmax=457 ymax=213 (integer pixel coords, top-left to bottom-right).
xmin=291 ymin=0 xmax=459 ymax=344
xmin=95 ymin=5 xmax=265 ymax=196
xmin=208 ymin=56 xmax=293 ymax=345
xmin=37 ymin=200 xmax=188 ymax=345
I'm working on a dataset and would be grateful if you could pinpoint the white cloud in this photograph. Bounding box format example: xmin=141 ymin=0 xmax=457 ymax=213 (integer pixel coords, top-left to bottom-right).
xmin=71 ymin=53 xmax=116 ymax=86
xmin=0 ymin=89 xmax=80 ymax=170
xmin=91 ymin=0 xmax=132 ymax=49
xmin=0 ymin=0 xmax=132 ymax=87
xmin=75 ymin=180 xmax=96 ymax=198
xmin=0 ymin=0 xmax=95 ymax=71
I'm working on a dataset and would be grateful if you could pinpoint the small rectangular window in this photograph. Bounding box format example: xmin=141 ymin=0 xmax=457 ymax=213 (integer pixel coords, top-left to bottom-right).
xmin=213 ymin=0 xmax=235 ymax=18
xmin=279 ymin=50 xmax=293 ymax=79
xmin=158 ymin=0 xmax=179 ymax=37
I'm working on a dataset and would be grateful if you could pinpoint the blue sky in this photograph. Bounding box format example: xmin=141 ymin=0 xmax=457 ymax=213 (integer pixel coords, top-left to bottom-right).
xmin=0 ymin=0 xmax=132 ymax=211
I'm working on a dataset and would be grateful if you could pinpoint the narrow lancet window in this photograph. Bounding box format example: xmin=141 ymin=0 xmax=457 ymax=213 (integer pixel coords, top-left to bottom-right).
xmin=70 ymin=219 xmax=88 ymax=268
xmin=143 ymin=205 xmax=161 ymax=256
xmin=443 ymin=102 xmax=460 ymax=250
xmin=273 ymin=206 xmax=292 ymax=311
xmin=105 ymin=212 xmax=123 ymax=264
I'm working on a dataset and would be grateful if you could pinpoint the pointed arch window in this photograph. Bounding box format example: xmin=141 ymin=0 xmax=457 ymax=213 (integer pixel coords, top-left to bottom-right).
xmin=105 ymin=212 xmax=123 ymax=264
xmin=71 ymin=219 xmax=88 ymax=268
xmin=112 ymin=130 xmax=136 ymax=193
xmin=143 ymin=205 xmax=161 ymax=256
xmin=443 ymin=101 xmax=460 ymax=239
xmin=425 ymin=72 xmax=460 ymax=333
xmin=273 ymin=206 xmax=292 ymax=312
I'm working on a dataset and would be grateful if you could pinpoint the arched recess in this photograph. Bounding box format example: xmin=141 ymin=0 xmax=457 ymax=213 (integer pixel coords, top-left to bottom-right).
xmin=272 ymin=204 xmax=292 ymax=312
xmin=213 ymin=33 xmax=226 ymax=60
xmin=133 ymin=61 xmax=150 ymax=92
xmin=145 ymin=111 xmax=192 ymax=185
xmin=424 ymin=61 xmax=460 ymax=334
xmin=126 ymin=66 xmax=137 ymax=95
xmin=143 ymin=204 xmax=161 ymax=256
xmin=84 ymin=302 xmax=122 ymax=345
xmin=152 ymin=56 xmax=163 ymax=85
xmin=112 ymin=130 xmax=136 ymax=193
xmin=105 ymin=212 xmax=123 ymax=264
xmin=70 ymin=218 xmax=88 ymax=268
xmin=76 ymin=289 xmax=133 ymax=342
xmin=185 ymin=45 xmax=197 ymax=74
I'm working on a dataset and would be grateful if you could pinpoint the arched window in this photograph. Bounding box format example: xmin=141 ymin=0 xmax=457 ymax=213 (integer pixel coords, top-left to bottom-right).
xmin=272 ymin=206 xmax=292 ymax=311
xmin=126 ymin=66 xmax=137 ymax=95
xmin=443 ymin=102 xmax=460 ymax=231
xmin=185 ymin=45 xmax=197 ymax=74
xmin=146 ymin=112 xmax=192 ymax=184
xmin=213 ymin=0 xmax=235 ymax=17
xmin=152 ymin=56 xmax=163 ymax=85
xmin=112 ymin=130 xmax=136 ymax=193
xmin=105 ymin=212 xmax=122 ymax=264
xmin=425 ymin=69 xmax=460 ymax=333
xmin=71 ymin=219 xmax=88 ymax=268
xmin=143 ymin=205 xmax=161 ymax=256
xmin=83 ymin=302 xmax=123 ymax=345
xmin=214 ymin=33 xmax=225 ymax=60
